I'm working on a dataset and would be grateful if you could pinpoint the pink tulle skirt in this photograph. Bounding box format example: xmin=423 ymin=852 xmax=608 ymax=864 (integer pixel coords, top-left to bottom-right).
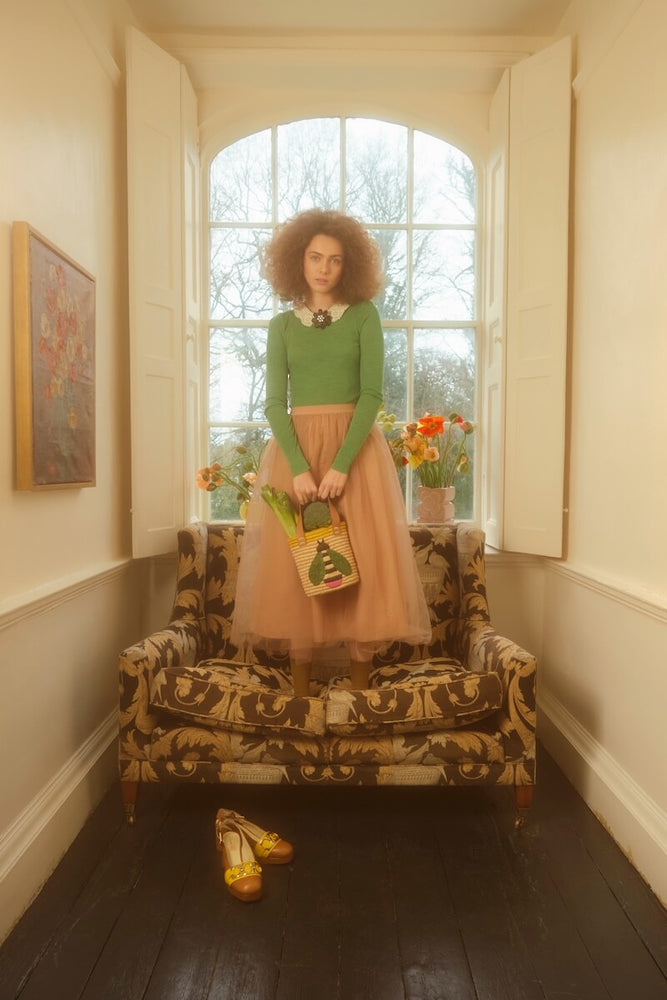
xmin=230 ymin=404 xmax=432 ymax=659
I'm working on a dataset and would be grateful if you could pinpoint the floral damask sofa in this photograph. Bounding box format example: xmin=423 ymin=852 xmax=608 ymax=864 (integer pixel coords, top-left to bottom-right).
xmin=119 ymin=522 xmax=536 ymax=821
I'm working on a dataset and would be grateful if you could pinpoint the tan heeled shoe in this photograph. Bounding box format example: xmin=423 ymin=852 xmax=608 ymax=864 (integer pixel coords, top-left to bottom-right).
xmin=215 ymin=808 xmax=294 ymax=865
xmin=215 ymin=815 xmax=263 ymax=902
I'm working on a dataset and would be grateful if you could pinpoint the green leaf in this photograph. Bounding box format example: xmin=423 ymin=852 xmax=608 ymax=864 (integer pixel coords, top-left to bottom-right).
xmin=308 ymin=552 xmax=326 ymax=585
xmin=329 ymin=549 xmax=352 ymax=576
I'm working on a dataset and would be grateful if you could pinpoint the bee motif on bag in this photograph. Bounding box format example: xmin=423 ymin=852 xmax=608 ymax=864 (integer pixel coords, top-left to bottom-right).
xmin=308 ymin=539 xmax=352 ymax=589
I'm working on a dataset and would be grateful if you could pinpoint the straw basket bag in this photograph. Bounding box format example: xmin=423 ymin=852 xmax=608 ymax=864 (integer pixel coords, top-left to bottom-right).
xmin=288 ymin=501 xmax=359 ymax=598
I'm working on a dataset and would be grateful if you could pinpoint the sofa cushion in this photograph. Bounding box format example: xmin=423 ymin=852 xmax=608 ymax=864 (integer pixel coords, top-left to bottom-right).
xmin=328 ymin=725 xmax=505 ymax=766
xmin=150 ymin=723 xmax=328 ymax=766
xmin=150 ymin=659 xmax=326 ymax=738
xmin=324 ymin=658 xmax=503 ymax=735
xmin=150 ymin=657 xmax=502 ymax=741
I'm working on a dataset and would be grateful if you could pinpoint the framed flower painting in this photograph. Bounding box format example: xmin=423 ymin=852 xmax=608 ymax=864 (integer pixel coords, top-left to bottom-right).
xmin=13 ymin=222 xmax=96 ymax=489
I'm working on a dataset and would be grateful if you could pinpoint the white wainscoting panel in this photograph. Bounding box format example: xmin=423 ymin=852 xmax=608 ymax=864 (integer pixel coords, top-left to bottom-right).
xmin=0 ymin=560 xmax=140 ymax=942
xmin=539 ymin=560 xmax=667 ymax=905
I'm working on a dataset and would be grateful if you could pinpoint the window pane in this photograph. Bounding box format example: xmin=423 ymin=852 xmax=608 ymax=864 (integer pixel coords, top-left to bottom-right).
xmin=413 ymin=132 xmax=476 ymax=224
xmin=208 ymin=426 xmax=270 ymax=521
xmin=209 ymin=327 xmax=268 ymax=423
xmin=410 ymin=327 xmax=476 ymax=521
xmin=371 ymin=228 xmax=407 ymax=321
xmin=277 ymin=118 xmax=340 ymax=218
xmin=207 ymin=118 xmax=479 ymax=521
xmin=382 ymin=328 xmax=408 ymax=421
xmin=210 ymin=130 xmax=273 ymax=223
xmin=210 ymin=228 xmax=273 ymax=320
xmin=412 ymin=230 xmax=475 ymax=320
xmin=346 ymin=119 xmax=407 ymax=223
xmin=412 ymin=328 xmax=476 ymax=418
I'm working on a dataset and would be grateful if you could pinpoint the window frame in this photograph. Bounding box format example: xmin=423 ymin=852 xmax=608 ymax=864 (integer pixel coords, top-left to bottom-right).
xmin=203 ymin=116 xmax=482 ymax=523
xmin=127 ymin=30 xmax=570 ymax=558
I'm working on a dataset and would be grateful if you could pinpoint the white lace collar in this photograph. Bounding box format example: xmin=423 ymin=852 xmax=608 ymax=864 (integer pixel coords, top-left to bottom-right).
xmin=293 ymin=302 xmax=350 ymax=328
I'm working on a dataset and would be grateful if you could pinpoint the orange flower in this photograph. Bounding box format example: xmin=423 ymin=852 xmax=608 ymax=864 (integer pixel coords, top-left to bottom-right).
xmin=417 ymin=413 xmax=445 ymax=438
xmin=195 ymin=470 xmax=214 ymax=492
xmin=195 ymin=464 xmax=223 ymax=492
xmin=401 ymin=428 xmax=425 ymax=456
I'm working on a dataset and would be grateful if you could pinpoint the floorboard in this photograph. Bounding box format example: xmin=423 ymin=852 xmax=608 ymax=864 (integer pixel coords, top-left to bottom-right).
xmin=141 ymin=803 xmax=231 ymax=1000
xmin=488 ymin=810 xmax=611 ymax=999
xmin=1 ymin=745 xmax=665 ymax=1000
xmin=388 ymin=791 xmax=477 ymax=1000
xmin=79 ymin=791 xmax=198 ymax=1000
xmin=336 ymin=792 xmax=405 ymax=1000
xmin=0 ymin=786 xmax=125 ymax=998
xmin=7 ymin=788 xmax=171 ymax=1000
xmin=275 ymin=789 xmax=341 ymax=1000
xmin=438 ymin=793 xmax=547 ymax=1000
xmin=535 ymin=751 xmax=667 ymax=982
xmin=523 ymin=776 xmax=667 ymax=999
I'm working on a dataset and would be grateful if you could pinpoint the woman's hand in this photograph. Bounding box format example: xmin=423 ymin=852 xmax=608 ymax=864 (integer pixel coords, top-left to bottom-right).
xmin=318 ymin=469 xmax=348 ymax=501
xmin=292 ymin=470 xmax=319 ymax=506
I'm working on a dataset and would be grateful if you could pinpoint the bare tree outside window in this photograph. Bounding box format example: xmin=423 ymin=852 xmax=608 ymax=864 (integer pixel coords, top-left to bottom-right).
xmin=207 ymin=118 xmax=477 ymax=520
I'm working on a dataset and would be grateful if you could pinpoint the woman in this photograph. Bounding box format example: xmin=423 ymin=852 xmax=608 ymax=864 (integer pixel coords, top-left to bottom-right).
xmin=231 ymin=209 xmax=431 ymax=694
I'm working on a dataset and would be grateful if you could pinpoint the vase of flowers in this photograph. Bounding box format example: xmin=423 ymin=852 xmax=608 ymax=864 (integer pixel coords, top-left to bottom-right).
xmin=195 ymin=442 xmax=263 ymax=520
xmin=379 ymin=410 xmax=474 ymax=524
xmin=416 ymin=483 xmax=456 ymax=524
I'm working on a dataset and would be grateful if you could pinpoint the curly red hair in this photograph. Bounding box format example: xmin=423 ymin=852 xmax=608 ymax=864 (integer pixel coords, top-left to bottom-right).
xmin=262 ymin=209 xmax=383 ymax=305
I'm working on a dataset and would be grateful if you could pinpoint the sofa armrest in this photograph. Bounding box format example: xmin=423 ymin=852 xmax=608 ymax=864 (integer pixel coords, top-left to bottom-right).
xmin=119 ymin=619 xmax=204 ymax=767
xmin=462 ymin=621 xmax=536 ymax=762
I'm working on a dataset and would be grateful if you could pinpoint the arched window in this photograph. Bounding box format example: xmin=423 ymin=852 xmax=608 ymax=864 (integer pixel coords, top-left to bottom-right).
xmin=206 ymin=117 xmax=478 ymax=520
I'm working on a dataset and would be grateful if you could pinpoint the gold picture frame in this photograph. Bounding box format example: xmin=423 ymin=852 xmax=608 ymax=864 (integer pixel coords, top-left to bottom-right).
xmin=13 ymin=222 xmax=96 ymax=490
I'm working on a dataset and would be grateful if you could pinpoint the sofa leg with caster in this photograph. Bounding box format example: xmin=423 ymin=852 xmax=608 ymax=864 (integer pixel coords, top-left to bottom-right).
xmin=121 ymin=780 xmax=139 ymax=825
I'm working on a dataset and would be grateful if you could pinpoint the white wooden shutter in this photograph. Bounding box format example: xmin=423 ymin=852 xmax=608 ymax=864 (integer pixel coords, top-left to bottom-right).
xmin=181 ymin=65 xmax=203 ymax=526
xmin=481 ymin=70 xmax=509 ymax=549
xmin=504 ymin=36 xmax=572 ymax=556
xmin=126 ymin=27 xmax=190 ymax=556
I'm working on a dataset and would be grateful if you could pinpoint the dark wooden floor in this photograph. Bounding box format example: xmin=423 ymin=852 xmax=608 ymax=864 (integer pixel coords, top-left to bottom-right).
xmin=1 ymin=746 xmax=666 ymax=1000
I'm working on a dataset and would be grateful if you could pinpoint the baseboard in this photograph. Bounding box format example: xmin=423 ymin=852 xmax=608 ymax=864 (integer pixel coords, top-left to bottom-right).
xmin=0 ymin=710 xmax=118 ymax=943
xmin=538 ymin=687 xmax=667 ymax=905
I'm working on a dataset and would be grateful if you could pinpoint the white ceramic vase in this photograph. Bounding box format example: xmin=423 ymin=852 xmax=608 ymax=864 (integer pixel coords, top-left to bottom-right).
xmin=416 ymin=485 xmax=456 ymax=524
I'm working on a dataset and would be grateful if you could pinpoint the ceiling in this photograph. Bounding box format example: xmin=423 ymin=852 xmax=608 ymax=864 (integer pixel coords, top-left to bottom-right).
xmin=126 ymin=0 xmax=572 ymax=97
xmin=127 ymin=0 xmax=571 ymax=37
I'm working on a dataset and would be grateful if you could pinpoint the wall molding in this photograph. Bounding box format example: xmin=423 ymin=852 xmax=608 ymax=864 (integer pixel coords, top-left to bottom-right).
xmin=0 ymin=559 xmax=133 ymax=634
xmin=158 ymin=29 xmax=550 ymax=56
xmin=485 ymin=548 xmax=543 ymax=570
xmin=0 ymin=710 xmax=118 ymax=885
xmin=539 ymin=686 xmax=667 ymax=901
xmin=544 ymin=558 xmax=667 ymax=624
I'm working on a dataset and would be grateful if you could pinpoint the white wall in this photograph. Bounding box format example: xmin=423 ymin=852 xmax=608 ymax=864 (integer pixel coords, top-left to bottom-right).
xmin=0 ymin=0 xmax=143 ymax=941
xmin=486 ymin=554 xmax=545 ymax=663
xmin=538 ymin=0 xmax=667 ymax=903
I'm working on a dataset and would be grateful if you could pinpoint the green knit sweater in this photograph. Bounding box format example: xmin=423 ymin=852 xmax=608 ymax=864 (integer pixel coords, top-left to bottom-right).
xmin=264 ymin=301 xmax=384 ymax=476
